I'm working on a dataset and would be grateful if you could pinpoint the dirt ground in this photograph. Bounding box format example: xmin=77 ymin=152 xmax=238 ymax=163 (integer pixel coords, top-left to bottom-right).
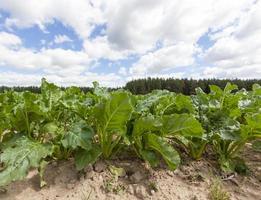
xmin=0 ymin=145 xmax=260 ymax=200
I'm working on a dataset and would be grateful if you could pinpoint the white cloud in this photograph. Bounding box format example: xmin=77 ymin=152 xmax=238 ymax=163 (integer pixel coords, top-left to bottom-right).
xmin=202 ymin=1 xmax=261 ymax=78
xmin=0 ymin=0 xmax=105 ymax=38
xmin=0 ymin=31 xmax=123 ymax=87
xmin=104 ymin=0 xmax=254 ymax=53
xmin=0 ymin=47 xmax=90 ymax=72
xmin=0 ymin=31 xmax=22 ymax=47
xmin=0 ymin=31 xmax=90 ymax=72
xmin=0 ymin=0 xmax=260 ymax=86
xmin=130 ymin=43 xmax=197 ymax=75
xmin=0 ymin=72 xmax=42 ymax=86
xmin=54 ymin=34 xmax=72 ymax=44
xmin=83 ymin=36 xmax=131 ymax=60
xmin=1 ymin=0 xmax=254 ymax=51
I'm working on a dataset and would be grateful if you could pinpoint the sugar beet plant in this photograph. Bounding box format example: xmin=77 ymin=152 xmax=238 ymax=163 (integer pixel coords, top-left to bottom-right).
xmin=0 ymin=79 xmax=260 ymax=187
xmin=192 ymin=83 xmax=261 ymax=172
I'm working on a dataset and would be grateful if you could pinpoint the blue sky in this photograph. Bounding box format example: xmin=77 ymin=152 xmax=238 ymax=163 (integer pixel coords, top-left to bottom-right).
xmin=0 ymin=0 xmax=260 ymax=87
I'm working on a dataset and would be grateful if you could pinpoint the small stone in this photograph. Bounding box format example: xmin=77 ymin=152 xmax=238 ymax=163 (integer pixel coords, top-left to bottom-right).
xmin=94 ymin=161 xmax=107 ymax=173
xmin=85 ymin=171 xmax=95 ymax=180
xmin=127 ymin=185 xmax=135 ymax=195
xmin=66 ymin=183 xmax=75 ymax=190
xmin=130 ymin=171 xmax=146 ymax=183
xmin=52 ymin=161 xmax=58 ymax=167
xmin=54 ymin=177 xmax=61 ymax=185
xmin=79 ymin=176 xmax=85 ymax=183
xmin=135 ymin=185 xmax=147 ymax=199
xmin=173 ymin=169 xmax=182 ymax=176
xmin=166 ymin=170 xmax=174 ymax=177
xmin=190 ymin=195 xmax=199 ymax=200
xmin=98 ymin=175 xmax=103 ymax=182
xmin=69 ymin=179 xmax=77 ymax=184
xmin=150 ymin=190 xmax=156 ymax=195
xmin=84 ymin=164 xmax=93 ymax=173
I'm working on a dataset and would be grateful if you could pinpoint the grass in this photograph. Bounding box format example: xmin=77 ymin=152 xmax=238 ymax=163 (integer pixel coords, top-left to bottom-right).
xmin=209 ymin=179 xmax=230 ymax=200
xmin=103 ymin=176 xmax=126 ymax=194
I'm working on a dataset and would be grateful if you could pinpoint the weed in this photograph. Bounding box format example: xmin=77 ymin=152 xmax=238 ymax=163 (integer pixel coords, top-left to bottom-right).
xmin=209 ymin=179 xmax=230 ymax=200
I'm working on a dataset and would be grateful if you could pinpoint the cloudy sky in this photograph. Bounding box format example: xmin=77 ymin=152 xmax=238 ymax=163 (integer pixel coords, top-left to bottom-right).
xmin=0 ymin=0 xmax=260 ymax=87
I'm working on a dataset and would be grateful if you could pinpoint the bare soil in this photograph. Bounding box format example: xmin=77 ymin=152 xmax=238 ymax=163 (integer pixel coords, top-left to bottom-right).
xmin=0 ymin=145 xmax=260 ymax=200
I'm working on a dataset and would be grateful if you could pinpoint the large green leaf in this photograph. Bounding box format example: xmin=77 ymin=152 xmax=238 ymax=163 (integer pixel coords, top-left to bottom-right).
xmin=62 ymin=122 xmax=94 ymax=150
xmin=93 ymin=81 xmax=110 ymax=99
xmin=0 ymin=137 xmax=52 ymax=186
xmin=243 ymin=113 xmax=261 ymax=138
xmin=131 ymin=115 xmax=162 ymax=150
xmin=135 ymin=90 xmax=170 ymax=115
xmin=132 ymin=115 xmax=162 ymax=138
xmin=154 ymin=94 xmax=195 ymax=115
xmin=252 ymin=84 xmax=261 ymax=95
xmin=162 ymin=114 xmax=203 ymax=137
xmin=95 ymin=91 xmax=133 ymax=134
xmin=218 ymin=118 xmax=241 ymax=141
xmin=145 ymin=133 xmax=180 ymax=170
xmin=140 ymin=150 xmax=160 ymax=167
xmin=75 ymin=145 xmax=102 ymax=170
xmin=94 ymin=91 xmax=133 ymax=158
xmin=41 ymin=78 xmax=63 ymax=107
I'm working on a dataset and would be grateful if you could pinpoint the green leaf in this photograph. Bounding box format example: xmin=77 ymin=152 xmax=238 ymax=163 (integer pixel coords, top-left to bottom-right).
xmin=174 ymin=94 xmax=195 ymax=114
xmin=140 ymin=150 xmax=159 ymax=167
xmin=93 ymin=81 xmax=110 ymax=99
xmin=245 ymin=113 xmax=261 ymax=131
xmin=154 ymin=94 xmax=195 ymax=115
xmin=62 ymin=122 xmax=94 ymax=150
xmin=132 ymin=115 xmax=162 ymax=138
xmin=95 ymin=92 xmax=133 ymax=134
xmin=0 ymin=136 xmax=52 ymax=187
xmin=145 ymin=133 xmax=180 ymax=170
xmin=135 ymin=90 xmax=170 ymax=114
xmin=252 ymin=84 xmax=261 ymax=95
xmin=41 ymin=78 xmax=63 ymax=105
xmin=132 ymin=115 xmax=162 ymax=149
xmin=42 ymin=122 xmax=59 ymax=134
xmin=94 ymin=91 xmax=133 ymax=158
xmin=39 ymin=160 xmax=48 ymax=188
xmin=109 ymin=165 xmax=126 ymax=177
xmin=218 ymin=118 xmax=241 ymax=141
xmin=75 ymin=145 xmax=102 ymax=170
xmin=162 ymin=114 xmax=203 ymax=137
xmin=242 ymin=113 xmax=261 ymax=139
xmin=223 ymin=82 xmax=238 ymax=94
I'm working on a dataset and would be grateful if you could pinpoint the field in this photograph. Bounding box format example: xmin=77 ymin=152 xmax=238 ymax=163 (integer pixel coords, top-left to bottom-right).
xmin=0 ymin=78 xmax=260 ymax=200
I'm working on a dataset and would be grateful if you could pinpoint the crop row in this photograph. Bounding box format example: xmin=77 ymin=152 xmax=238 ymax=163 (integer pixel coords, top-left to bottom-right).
xmin=0 ymin=79 xmax=260 ymax=187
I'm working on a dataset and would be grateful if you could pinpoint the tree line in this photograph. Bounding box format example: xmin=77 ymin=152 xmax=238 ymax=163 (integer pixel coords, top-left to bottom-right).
xmin=124 ymin=78 xmax=261 ymax=95
xmin=1 ymin=78 xmax=261 ymax=95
